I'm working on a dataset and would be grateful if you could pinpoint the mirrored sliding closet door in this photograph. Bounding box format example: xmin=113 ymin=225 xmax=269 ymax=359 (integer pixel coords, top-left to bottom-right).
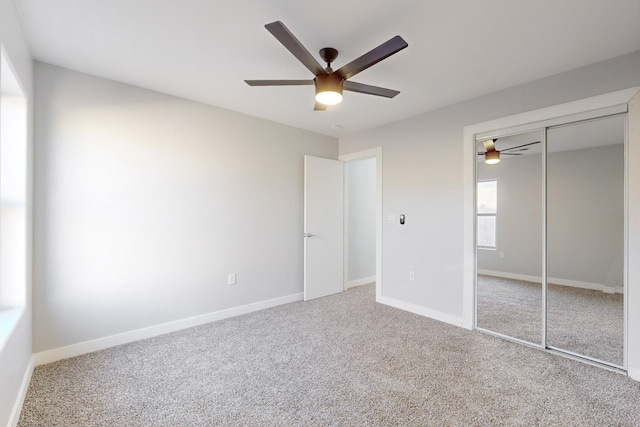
xmin=546 ymin=115 xmax=625 ymax=367
xmin=476 ymin=129 xmax=544 ymax=345
xmin=475 ymin=112 xmax=626 ymax=369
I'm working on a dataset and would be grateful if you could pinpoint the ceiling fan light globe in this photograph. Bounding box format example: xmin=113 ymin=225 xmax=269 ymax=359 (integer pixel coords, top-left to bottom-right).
xmin=316 ymin=91 xmax=343 ymax=105
xmin=315 ymin=73 xmax=343 ymax=106
xmin=485 ymin=150 xmax=500 ymax=164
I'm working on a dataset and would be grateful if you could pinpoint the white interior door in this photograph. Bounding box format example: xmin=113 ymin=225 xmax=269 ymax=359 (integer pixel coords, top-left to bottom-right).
xmin=304 ymin=155 xmax=344 ymax=301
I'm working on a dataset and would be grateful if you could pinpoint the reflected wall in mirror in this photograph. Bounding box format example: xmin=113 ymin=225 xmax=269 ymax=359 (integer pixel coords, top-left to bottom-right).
xmin=546 ymin=115 xmax=625 ymax=366
xmin=476 ymin=129 xmax=544 ymax=344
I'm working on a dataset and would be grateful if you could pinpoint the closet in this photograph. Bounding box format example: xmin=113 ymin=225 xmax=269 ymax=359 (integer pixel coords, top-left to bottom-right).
xmin=475 ymin=112 xmax=625 ymax=369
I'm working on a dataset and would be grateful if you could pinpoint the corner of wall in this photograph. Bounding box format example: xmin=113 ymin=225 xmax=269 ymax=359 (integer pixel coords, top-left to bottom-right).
xmin=7 ymin=355 xmax=34 ymax=427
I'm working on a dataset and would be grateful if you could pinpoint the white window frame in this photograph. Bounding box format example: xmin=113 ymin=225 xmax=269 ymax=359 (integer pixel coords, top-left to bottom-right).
xmin=0 ymin=46 xmax=28 ymax=352
xmin=476 ymin=179 xmax=497 ymax=250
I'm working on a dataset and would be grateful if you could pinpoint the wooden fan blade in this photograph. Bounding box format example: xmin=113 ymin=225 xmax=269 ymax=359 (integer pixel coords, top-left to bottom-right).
xmin=335 ymin=35 xmax=408 ymax=80
xmin=265 ymin=21 xmax=327 ymax=76
xmin=245 ymin=79 xmax=314 ymax=86
xmin=501 ymin=141 xmax=541 ymax=152
xmin=314 ymin=102 xmax=327 ymax=111
xmin=343 ymin=81 xmax=400 ymax=98
xmin=477 ymin=152 xmax=521 ymax=157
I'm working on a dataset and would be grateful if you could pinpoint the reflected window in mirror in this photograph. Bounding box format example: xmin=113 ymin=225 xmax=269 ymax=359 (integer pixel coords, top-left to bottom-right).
xmin=477 ymin=180 xmax=497 ymax=249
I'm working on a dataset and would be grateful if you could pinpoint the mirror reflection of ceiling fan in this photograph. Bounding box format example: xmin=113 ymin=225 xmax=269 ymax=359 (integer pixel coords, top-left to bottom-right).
xmin=477 ymin=139 xmax=541 ymax=164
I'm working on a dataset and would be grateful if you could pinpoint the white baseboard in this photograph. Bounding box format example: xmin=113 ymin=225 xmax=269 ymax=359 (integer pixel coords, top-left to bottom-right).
xmin=378 ymin=295 xmax=464 ymax=328
xmin=477 ymin=269 xmax=623 ymax=294
xmin=477 ymin=269 xmax=540 ymax=284
xmin=33 ymin=292 xmax=303 ymax=366
xmin=346 ymin=276 xmax=375 ymax=289
xmin=8 ymin=355 xmax=34 ymax=427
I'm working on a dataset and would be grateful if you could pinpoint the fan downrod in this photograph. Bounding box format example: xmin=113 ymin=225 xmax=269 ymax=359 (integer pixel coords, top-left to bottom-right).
xmin=319 ymin=48 xmax=339 ymax=68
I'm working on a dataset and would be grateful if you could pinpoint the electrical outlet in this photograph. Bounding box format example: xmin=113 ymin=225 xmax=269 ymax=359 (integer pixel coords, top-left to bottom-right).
xmin=409 ymin=271 xmax=415 ymax=281
xmin=388 ymin=214 xmax=396 ymax=224
xmin=228 ymin=273 xmax=236 ymax=285
xmin=499 ymin=251 xmax=504 ymax=258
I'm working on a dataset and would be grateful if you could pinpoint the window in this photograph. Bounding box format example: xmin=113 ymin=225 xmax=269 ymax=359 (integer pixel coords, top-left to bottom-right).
xmin=0 ymin=47 xmax=27 ymax=351
xmin=477 ymin=180 xmax=497 ymax=248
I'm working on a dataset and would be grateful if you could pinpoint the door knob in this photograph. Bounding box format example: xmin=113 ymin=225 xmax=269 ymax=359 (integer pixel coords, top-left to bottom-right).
xmin=304 ymin=233 xmax=315 ymax=238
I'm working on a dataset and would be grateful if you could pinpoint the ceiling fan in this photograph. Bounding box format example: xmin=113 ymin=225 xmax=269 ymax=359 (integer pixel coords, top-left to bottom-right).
xmin=245 ymin=21 xmax=408 ymax=110
xmin=477 ymin=139 xmax=541 ymax=164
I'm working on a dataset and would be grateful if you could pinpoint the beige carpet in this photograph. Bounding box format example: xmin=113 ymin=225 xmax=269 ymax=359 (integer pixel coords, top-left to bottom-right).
xmin=477 ymin=275 xmax=624 ymax=366
xmin=19 ymin=284 xmax=639 ymax=426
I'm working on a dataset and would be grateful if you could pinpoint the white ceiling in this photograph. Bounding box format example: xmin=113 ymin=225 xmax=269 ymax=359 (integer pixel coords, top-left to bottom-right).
xmin=15 ymin=0 xmax=640 ymax=137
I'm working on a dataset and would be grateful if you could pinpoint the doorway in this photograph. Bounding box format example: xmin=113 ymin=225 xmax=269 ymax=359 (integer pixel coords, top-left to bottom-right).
xmin=345 ymin=158 xmax=376 ymax=289
xmin=340 ymin=148 xmax=383 ymax=300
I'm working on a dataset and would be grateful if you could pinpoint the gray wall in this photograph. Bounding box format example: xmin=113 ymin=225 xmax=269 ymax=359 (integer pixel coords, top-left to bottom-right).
xmin=0 ymin=0 xmax=34 ymax=424
xmin=339 ymin=51 xmax=640 ymax=319
xmin=477 ymin=144 xmax=624 ymax=288
xmin=548 ymin=144 xmax=624 ymax=286
xmin=347 ymin=158 xmax=376 ymax=282
xmin=33 ymin=63 xmax=337 ymax=352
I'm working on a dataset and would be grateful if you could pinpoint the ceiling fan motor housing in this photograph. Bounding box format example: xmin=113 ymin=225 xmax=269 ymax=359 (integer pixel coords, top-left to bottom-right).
xmin=315 ymin=73 xmax=344 ymax=105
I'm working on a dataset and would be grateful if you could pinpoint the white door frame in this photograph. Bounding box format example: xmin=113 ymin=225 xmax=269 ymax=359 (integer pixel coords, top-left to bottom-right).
xmin=339 ymin=147 xmax=383 ymax=301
